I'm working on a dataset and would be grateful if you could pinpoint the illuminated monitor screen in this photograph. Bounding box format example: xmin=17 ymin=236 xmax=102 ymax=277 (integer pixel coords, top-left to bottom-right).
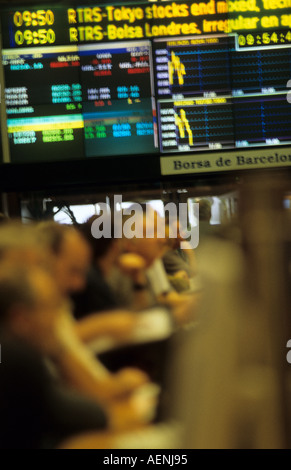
xmin=0 ymin=1 xmax=291 ymax=166
xmin=154 ymin=34 xmax=291 ymax=153
xmin=79 ymin=41 xmax=157 ymax=157
xmin=2 ymin=40 xmax=157 ymax=162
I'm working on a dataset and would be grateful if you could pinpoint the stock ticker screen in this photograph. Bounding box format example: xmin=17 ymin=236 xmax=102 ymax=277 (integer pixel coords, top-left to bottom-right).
xmin=0 ymin=1 xmax=291 ymax=164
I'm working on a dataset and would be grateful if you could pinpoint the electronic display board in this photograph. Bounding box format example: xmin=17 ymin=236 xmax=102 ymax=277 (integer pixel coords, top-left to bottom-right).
xmin=79 ymin=41 xmax=157 ymax=157
xmin=0 ymin=0 xmax=290 ymax=172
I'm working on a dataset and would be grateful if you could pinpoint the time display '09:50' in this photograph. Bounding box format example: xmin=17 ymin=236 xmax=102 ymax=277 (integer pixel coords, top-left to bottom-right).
xmin=13 ymin=10 xmax=55 ymax=28
xmin=13 ymin=10 xmax=56 ymax=46
xmin=15 ymin=29 xmax=56 ymax=46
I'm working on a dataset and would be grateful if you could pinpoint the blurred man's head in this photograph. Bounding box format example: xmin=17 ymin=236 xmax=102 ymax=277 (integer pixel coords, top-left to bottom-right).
xmin=0 ymin=221 xmax=49 ymax=268
xmin=80 ymin=214 xmax=123 ymax=275
xmin=0 ymin=265 xmax=63 ymax=354
xmin=123 ymin=204 xmax=167 ymax=267
xmin=36 ymin=222 xmax=91 ymax=296
xmin=164 ymin=215 xmax=186 ymax=251
xmin=197 ymin=199 xmax=212 ymax=223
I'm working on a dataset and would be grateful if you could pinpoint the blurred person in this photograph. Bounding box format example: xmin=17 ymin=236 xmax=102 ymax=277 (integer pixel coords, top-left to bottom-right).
xmin=36 ymin=220 xmax=91 ymax=297
xmin=72 ymin=214 xmax=125 ymax=316
xmin=197 ymin=198 xmax=212 ymax=224
xmin=63 ymin=214 xmax=177 ymax=397
xmin=35 ymin=220 xmax=153 ymax=401
xmin=0 ymin=264 xmax=160 ymax=449
xmin=121 ymin=204 xmax=200 ymax=327
xmin=0 ymin=219 xmax=50 ymax=268
xmin=0 ymin=264 xmax=107 ymax=449
xmin=0 ymin=221 xmax=151 ymax=406
xmin=36 ymin=215 xmax=194 ymax=396
xmin=73 ymin=214 xmax=152 ymax=318
xmin=162 ymin=217 xmax=197 ymax=293
xmin=36 ymin=220 xmax=140 ymax=343
xmin=75 ymin=206 xmax=185 ymax=315
xmin=194 ymin=198 xmax=219 ymax=245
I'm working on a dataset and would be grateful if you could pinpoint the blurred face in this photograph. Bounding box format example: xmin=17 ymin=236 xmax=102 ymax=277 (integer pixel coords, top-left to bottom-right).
xmin=54 ymin=231 xmax=91 ymax=296
xmin=8 ymin=268 xmax=65 ymax=355
xmin=0 ymin=224 xmax=52 ymax=270
xmin=3 ymin=246 xmax=51 ymax=269
xmin=125 ymin=211 xmax=167 ymax=267
xmin=26 ymin=270 xmax=64 ymax=350
xmin=165 ymin=221 xmax=185 ymax=250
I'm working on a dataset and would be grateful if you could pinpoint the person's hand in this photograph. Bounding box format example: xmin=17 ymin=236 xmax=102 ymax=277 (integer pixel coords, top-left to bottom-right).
xmin=173 ymin=270 xmax=189 ymax=282
xmin=76 ymin=310 xmax=139 ymax=344
xmin=45 ymin=304 xmax=87 ymax=361
xmin=107 ymin=381 xmax=160 ymax=431
xmin=114 ymin=367 xmax=150 ymax=396
xmin=158 ymin=291 xmax=200 ymax=326
xmin=117 ymin=253 xmax=147 ymax=282
xmin=30 ymin=302 xmax=76 ymax=359
xmin=98 ymin=367 xmax=151 ymax=404
xmin=101 ymin=311 xmax=138 ymax=341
